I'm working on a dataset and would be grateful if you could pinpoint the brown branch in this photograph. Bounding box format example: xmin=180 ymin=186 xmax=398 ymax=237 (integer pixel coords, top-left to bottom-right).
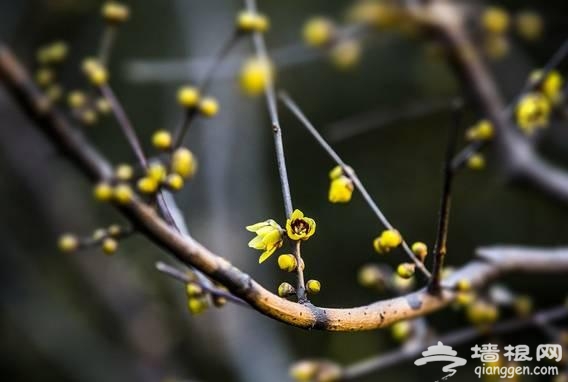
xmin=2 ymin=44 xmax=568 ymax=331
xmin=418 ymin=0 xmax=568 ymax=205
xmin=339 ymin=305 xmax=568 ymax=381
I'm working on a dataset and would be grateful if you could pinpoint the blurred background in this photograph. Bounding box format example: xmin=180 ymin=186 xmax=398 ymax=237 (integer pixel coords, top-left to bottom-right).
xmin=1 ymin=0 xmax=568 ymax=381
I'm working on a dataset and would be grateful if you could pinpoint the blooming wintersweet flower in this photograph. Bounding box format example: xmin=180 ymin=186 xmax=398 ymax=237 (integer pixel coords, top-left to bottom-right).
xmin=246 ymin=219 xmax=284 ymax=263
xmin=515 ymin=92 xmax=551 ymax=134
xmin=286 ymin=209 xmax=316 ymax=241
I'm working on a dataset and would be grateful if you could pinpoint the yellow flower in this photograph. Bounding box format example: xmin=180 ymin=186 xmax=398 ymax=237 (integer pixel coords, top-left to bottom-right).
xmin=246 ymin=219 xmax=284 ymax=263
xmin=239 ymin=57 xmax=274 ymax=96
xmin=328 ymin=175 xmax=354 ymax=203
xmin=515 ymin=92 xmax=551 ymax=133
xmin=373 ymin=229 xmax=402 ymax=254
xmin=285 ymin=209 xmax=316 ymax=241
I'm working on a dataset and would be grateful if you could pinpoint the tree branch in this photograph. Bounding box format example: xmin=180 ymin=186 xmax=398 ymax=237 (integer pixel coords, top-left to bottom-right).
xmin=2 ymin=44 xmax=568 ymax=331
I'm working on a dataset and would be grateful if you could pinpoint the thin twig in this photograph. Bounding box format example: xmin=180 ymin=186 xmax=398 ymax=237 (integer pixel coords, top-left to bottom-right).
xmin=98 ymin=26 xmax=117 ymax=67
xmin=279 ymin=91 xmax=432 ymax=279
xmin=172 ymin=32 xmax=241 ymax=149
xmin=429 ymin=101 xmax=461 ymax=293
xmin=340 ymin=305 xmax=568 ymax=380
xmin=155 ymin=262 xmax=249 ymax=307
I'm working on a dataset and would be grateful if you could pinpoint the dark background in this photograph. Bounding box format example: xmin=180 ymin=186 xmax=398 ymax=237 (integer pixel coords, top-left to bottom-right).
xmin=0 ymin=0 xmax=567 ymax=381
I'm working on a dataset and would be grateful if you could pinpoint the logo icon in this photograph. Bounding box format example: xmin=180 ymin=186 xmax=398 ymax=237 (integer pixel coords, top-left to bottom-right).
xmin=415 ymin=342 xmax=467 ymax=381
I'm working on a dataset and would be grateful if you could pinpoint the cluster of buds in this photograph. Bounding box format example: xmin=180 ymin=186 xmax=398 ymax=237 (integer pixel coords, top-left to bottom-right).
xmin=327 ymin=165 xmax=354 ymax=204
xmin=67 ymin=90 xmax=112 ymax=126
xmin=185 ymin=282 xmax=209 ymax=315
xmin=57 ymin=224 xmax=130 ymax=256
xmin=34 ymin=41 xmax=69 ymax=103
xmin=177 ymin=85 xmax=219 ymax=118
xmin=236 ymin=10 xmax=270 ymax=33
xmin=277 ymin=279 xmax=320 ymax=298
xmin=289 ymin=360 xmax=341 ymax=382
xmin=373 ymin=229 xmax=402 ymax=254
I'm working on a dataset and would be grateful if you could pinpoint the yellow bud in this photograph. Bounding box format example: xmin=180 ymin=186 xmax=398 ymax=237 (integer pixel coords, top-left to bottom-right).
xmin=328 ymin=176 xmax=354 ymax=203
xmin=456 ymin=278 xmax=472 ymax=292
xmin=67 ymin=90 xmax=87 ymax=109
xmin=177 ymin=86 xmax=200 ymax=108
xmin=467 ymin=119 xmax=494 ymax=141
xmin=92 ymin=228 xmax=106 ymax=241
xmin=289 ymin=361 xmax=318 ymax=382
xmin=46 ymin=85 xmax=63 ymax=103
xmin=165 ymin=173 xmax=184 ymax=191
xmin=483 ymin=34 xmax=510 ymax=60
xmin=147 ymin=162 xmax=167 ymax=182
xmin=481 ymin=6 xmax=510 ymax=35
xmin=35 ymin=68 xmax=55 ymax=87
xmin=330 ymin=40 xmax=361 ymax=70
xmin=456 ymin=291 xmax=475 ymax=306
xmin=171 ymin=147 xmax=197 ymax=178
xmin=58 ymin=234 xmax=79 ymax=253
xmin=94 ymin=182 xmax=113 ymax=202
xmin=278 ymin=282 xmax=295 ymax=297
xmin=152 ymin=130 xmax=172 ymax=151
xmin=306 ymin=279 xmax=321 ymax=294
xmin=391 ymin=321 xmax=412 ymax=342
xmin=374 ymin=229 xmax=402 ymax=254
xmin=37 ymin=41 xmax=68 ymax=64
xmin=391 ymin=273 xmax=415 ymax=292
xmin=277 ymin=254 xmax=297 ymax=272
xmin=236 ymin=11 xmax=257 ymax=32
xmin=187 ymin=297 xmax=208 ymax=315
xmin=96 ymin=98 xmax=112 ymax=114
xmin=253 ymin=14 xmax=270 ymax=33
xmin=467 ymin=300 xmax=499 ymax=325
xmin=198 ymin=97 xmax=219 ymax=117
xmin=83 ymin=60 xmax=108 ymax=86
xmin=239 ymin=57 xmax=273 ymax=96
xmin=101 ymin=237 xmax=118 ymax=255
xmin=467 ymin=153 xmax=486 ymax=170
xmin=411 ymin=241 xmax=428 ymax=262
xmin=328 ymin=165 xmax=343 ymax=180
xmin=396 ymin=263 xmax=415 ymax=279
xmin=115 ymin=164 xmax=134 ymax=181
xmin=107 ymin=224 xmax=122 ymax=236
xmin=113 ymin=183 xmax=133 ymax=204
xmin=80 ymin=109 xmax=98 ymax=126
xmin=213 ymin=295 xmax=227 ymax=308
xmin=186 ymin=282 xmax=203 ymax=297
xmin=515 ymin=11 xmax=543 ymax=41
xmin=137 ymin=176 xmax=159 ymax=194
xmin=102 ymin=1 xmax=130 ymax=24
xmin=357 ymin=264 xmax=385 ymax=289
xmin=303 ymin=17 xmax=335 ymax=47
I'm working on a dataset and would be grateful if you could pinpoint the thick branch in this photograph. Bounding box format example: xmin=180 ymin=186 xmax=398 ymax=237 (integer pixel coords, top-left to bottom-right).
xmin=2 ymin=44 xmax=568 ymax=331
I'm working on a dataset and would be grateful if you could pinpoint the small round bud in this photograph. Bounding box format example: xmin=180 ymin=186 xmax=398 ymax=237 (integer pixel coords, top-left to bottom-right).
xmin=147 ymin=162 xmax=167 ymax=182
xmin=391 ymin=273 xmax=415 ymax=292
xmin=236 ymin=11 xmax=262 ymax=32
xmin=58 ymin=234 xmax=79 ymax=253
xmin=483 ymin=34 xmax=510 ymax=60
xmin=94 ymin=182 xmax=113 ymax=202
xmin=306 ymin=279 xmax=321 ymax=294
xmin=187 ymin=297 xmax=208 ymax=315
xmin=391 ymin=320 xmax=413 ymax=342
xmin=115 ymin=164 xmax=134 ymax=181
xmin=330 ymin=40 xmax=361 ymax=70
xmin=481 ymin=6 xmax=510 ymax=35
xmin=466 ymin=300 xmax=499 ymax=325
xmin=80 ymin=109 xmax=98 ymax=126
xmin=411 ymin=241 xmax=428 ymax=262
xmin=253 ymin=14 xmax=270 ymax=33
xmin=113 ymin=183 xmax=133 ymax=204
xmin=83 ymin=59 xmax=108 ymax=86
xmin=373 ymin=229 xmax=402 ymax=254
xmin=515 ymin=11 xmax=543 ymax=42
xmin=277 ymin=254 xmax=297 ymax=272
xmin=303 ymin=17 xmax=335 ymax=47
xmin=67 ymin=90 xmax=87 ymax=109
xmin=152 ymin=130 xmax=172 ymax=151
xmin=198 ymin=97 xmax=219 ymax=117
xmin=96 ymin=98 xmax=112 ymax=114
xmin=177 ymin=86 xmax=200 ymax=108
xmin=357 ymin=264 xmax=386 ymax=289
xmin=137 ymin=176 xmax=159 ymax=194
xmin=278 ymin=282 xmax=295 ymax=297
xmin=171 ymin=147 xmax=197 ymax=178
xmin=101 ymin=237 xmax=118 ymax=255
xmin=289 ymin=361 xmax=317 ymax=382
xmin=35 ymin=68 xmax=55 ymax=87
xmin=456 ymin=292 xmax=475 ymax=306
xmin=92 ymin=228 xmax=106 ymax=241
xmin=165 ymin=173 xmax=184 ymax=191
xmin=102 ymin=1 xmax=130 ymax=24
xmin=186 ymin=282 xmax=203 ymax=297
xmin=456 ymin=278 xmax=472 ymax=292
xmin=213 ymin=295 xmax=227 ymax=308
xmin=467 ymin=153 xmax=486 ymax=170
xmin=396 ymin=263 xmax=415 ymax=279
xmin=107 ymin=224 xmax=122 ymax=236
xmin=239 ymin=57 xmax=273 ymax=96
xmin=46 ymin=84 xmax=63 ymax=103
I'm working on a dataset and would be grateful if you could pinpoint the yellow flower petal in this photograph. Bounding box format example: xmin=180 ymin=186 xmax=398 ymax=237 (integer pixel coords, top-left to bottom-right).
xmin=248 ymin=235 xmax=265 ymax=250
xmin=258 ymin=247 xmax=276 ymax=263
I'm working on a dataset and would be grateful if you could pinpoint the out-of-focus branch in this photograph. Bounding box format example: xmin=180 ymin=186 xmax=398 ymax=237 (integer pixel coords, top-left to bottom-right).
xmin=415 ymin=0 xmax=568 ymax=204
xmin=2 ymin=44 xmax=568 ymax=331
xmin=339 ymin=305 xmax=568 ymax=381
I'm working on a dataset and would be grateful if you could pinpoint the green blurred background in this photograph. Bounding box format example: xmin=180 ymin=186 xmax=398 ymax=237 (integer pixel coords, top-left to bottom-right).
xmin=1 ymin=0 xmax=568 ymax=381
